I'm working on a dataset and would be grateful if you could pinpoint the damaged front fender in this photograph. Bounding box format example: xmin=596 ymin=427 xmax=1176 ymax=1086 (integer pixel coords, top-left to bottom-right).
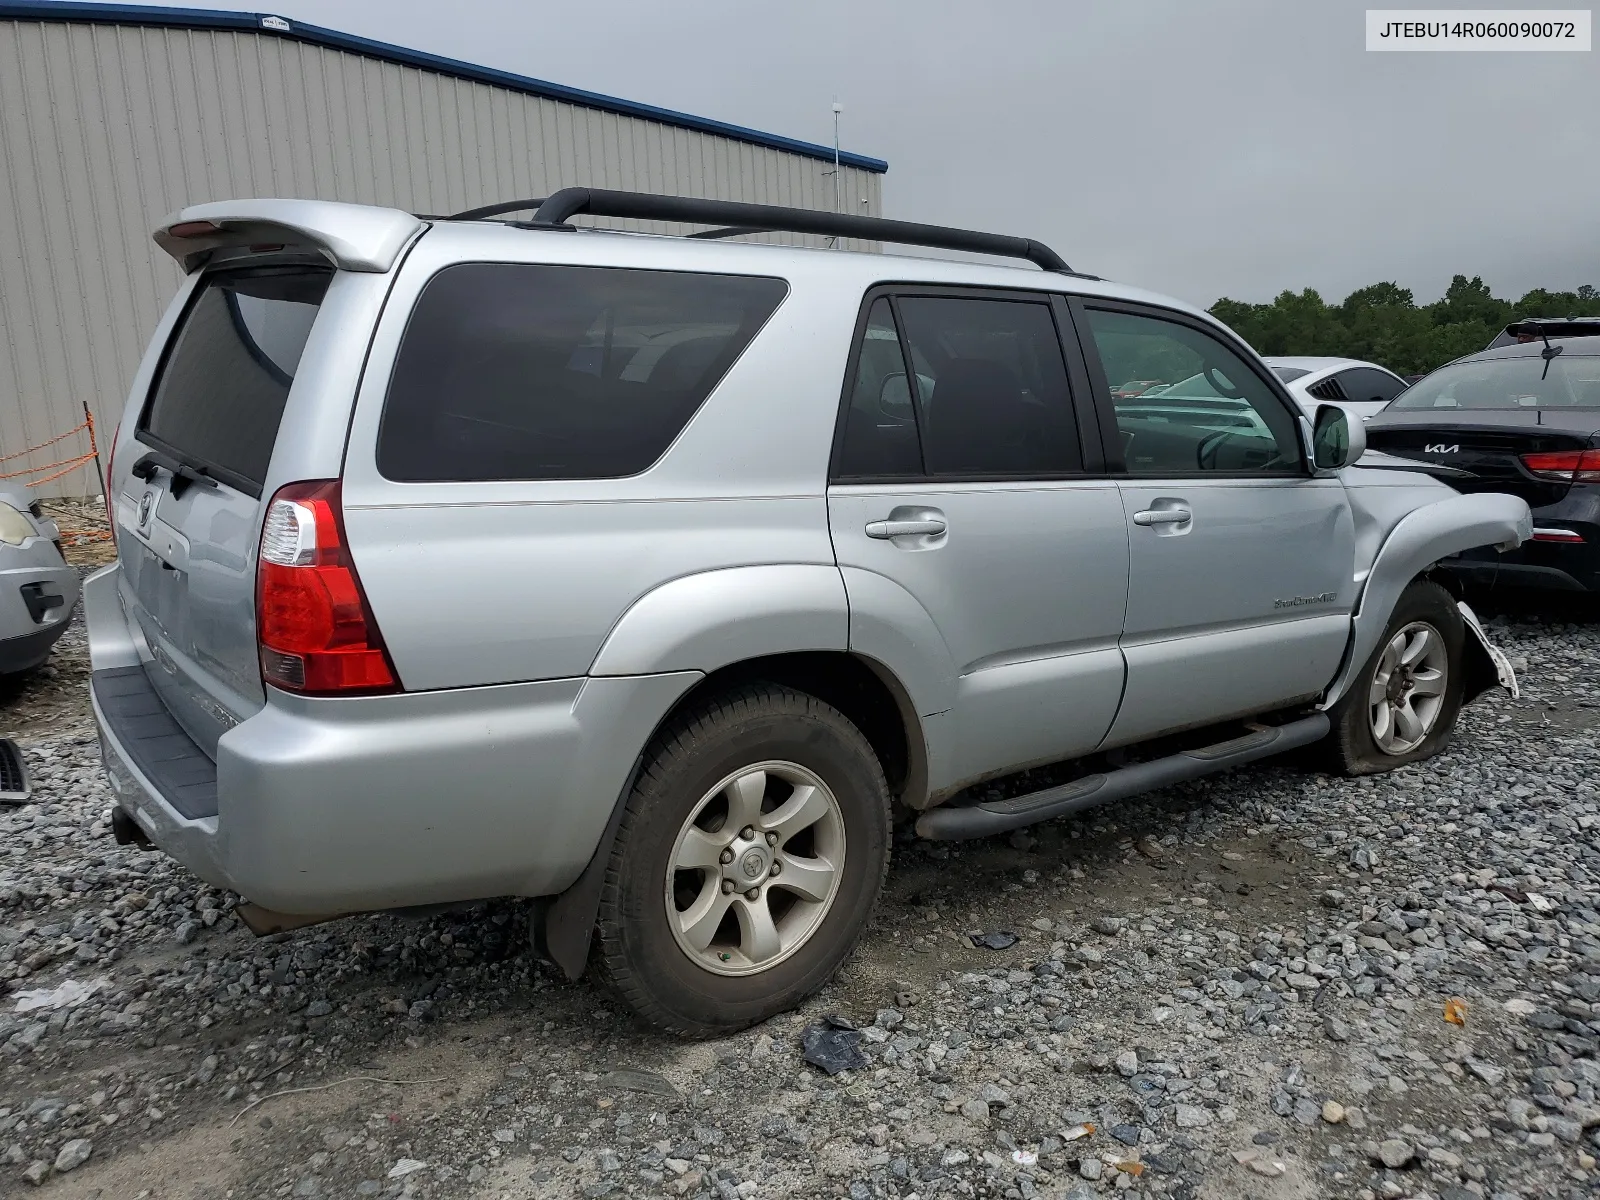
xmin=1322 ymin=491 xmax=1530 ymax=709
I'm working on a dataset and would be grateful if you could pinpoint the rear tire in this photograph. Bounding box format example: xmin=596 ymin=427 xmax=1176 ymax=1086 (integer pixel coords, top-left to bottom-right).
xmin=1327 ymin=580 xmax=1465 ymax=775
xmin=595 ymin=684 xmax=891 ymax=1037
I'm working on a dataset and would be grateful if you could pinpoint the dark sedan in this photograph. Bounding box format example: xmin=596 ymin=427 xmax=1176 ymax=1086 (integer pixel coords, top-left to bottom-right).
xmin=1364 ymin=324 xmax=1600 ymax=593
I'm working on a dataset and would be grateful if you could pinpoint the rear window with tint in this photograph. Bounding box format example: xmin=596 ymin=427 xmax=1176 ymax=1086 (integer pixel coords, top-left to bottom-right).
xmin=378 ymin=264 xmax=788 ymax=482
xmin=140 ymin=265 xmax=332 ymax=495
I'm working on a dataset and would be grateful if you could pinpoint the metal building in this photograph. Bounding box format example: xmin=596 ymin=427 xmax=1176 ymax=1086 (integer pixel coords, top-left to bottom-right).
xmin=0 ymin=1 xmax=888 ymax=497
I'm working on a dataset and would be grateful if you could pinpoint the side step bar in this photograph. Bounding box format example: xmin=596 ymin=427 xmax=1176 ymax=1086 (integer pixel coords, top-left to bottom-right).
xmin=915 ymin=713 xmax=1330 ymax=842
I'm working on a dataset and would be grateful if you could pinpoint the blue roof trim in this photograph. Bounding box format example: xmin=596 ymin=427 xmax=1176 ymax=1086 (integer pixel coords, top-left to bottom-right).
xmin=0 ymin=0 xmax=889 ymax=173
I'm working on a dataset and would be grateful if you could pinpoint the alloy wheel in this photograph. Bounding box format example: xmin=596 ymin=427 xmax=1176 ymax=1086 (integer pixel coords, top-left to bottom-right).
xmin=665 ymin=760 xmax=846 ymax=977
xmin=1368 ymin=621 xmax=1449 ymax=755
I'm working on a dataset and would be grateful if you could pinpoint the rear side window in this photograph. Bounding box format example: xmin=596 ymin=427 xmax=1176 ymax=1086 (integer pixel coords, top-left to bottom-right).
xmin=378 ymin=264 xmax=787 ymax=482
xmin=141 ymin=265 xmax=332 ymax=495
xmin=1336 ymin=366 xmax=1407 ymax=406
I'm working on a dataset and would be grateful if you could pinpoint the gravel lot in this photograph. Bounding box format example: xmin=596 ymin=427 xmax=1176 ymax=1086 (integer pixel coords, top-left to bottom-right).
xmin=1 ymin=582 xmax=1597 ymax=1200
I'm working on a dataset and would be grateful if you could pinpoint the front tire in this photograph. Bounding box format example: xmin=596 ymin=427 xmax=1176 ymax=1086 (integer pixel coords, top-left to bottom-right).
xmin=595 ymin=684 xmax=891 ymax=1037
xmin=1328 ymin=580 xmax=1465 ymax=775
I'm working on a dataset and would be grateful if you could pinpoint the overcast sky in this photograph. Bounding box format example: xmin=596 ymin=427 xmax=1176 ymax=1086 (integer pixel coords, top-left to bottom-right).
xmin=134 ymin=0 xmax=1597 ymax=309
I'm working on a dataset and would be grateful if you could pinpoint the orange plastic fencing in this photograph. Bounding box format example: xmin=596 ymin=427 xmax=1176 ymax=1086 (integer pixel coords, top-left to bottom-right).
xmin=0 ymin=411 xmax=101 ymax=488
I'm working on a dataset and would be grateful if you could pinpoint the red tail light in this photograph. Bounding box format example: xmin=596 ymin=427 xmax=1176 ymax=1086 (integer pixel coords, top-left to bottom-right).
xmin=166 ymin=219 xmax=223 ymax=238
xmin=256 ymin=481 xmax=398 ymax=695
xmin=1520 ymin=449 xmax=1600 ymax=483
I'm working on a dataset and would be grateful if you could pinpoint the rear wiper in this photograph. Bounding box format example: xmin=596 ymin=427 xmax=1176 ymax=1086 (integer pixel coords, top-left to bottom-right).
xmin=129 ymin=450 xmax=219 ymax=499
xmin=1537 ymin=327 xmax=1563 ymax=380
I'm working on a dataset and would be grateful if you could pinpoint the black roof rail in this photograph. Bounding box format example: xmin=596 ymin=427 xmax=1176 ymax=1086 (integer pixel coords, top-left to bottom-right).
xmin=442 ymin=188 xmax=1080 ymax=275
xmin=686 ymin=226 xmax=778 ymax=240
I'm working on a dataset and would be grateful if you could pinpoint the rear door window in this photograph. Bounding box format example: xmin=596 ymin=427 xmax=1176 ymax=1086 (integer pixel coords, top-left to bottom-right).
xmin=378 ymin=264 xmax=787 ymax=482
xmin=895 ymin=295 xmax=1082 ymax=477
xmin=140 ymin=265 xmax=332 ymax=496
xmin=834 ymin=299 xmax=923 ymax=477
xmin=1335 ymin=366 xmax=1407 ymax=406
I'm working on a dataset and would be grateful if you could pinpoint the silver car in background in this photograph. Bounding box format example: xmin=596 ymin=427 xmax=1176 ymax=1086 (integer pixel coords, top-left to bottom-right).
xmin=0 ymin=489 xmax=79 ymax=676
xmin=88 ymin=190 xmax=1529 ymax=1037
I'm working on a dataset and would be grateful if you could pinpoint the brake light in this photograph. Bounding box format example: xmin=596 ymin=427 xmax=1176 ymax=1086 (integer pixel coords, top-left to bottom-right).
xmin=256 ymin=481 xmax=397 ymax=695
xmin=166 ymin=220 xmax=223 ymax=238
xmin=1520 ymin=449 xmax=1600 ymax=483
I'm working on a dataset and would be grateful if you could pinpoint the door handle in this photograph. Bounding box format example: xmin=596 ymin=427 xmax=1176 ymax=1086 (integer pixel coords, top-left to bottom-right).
xmin=866 ymin=517 xmax=947 ymax=539
xmin=1132 ymin=507 xmax=1192 ymax=526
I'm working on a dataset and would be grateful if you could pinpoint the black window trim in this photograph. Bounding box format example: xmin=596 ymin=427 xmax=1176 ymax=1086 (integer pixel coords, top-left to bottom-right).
xmin=135 ymin=260 xmax=335 ymax=500
xmin=827 ymin=282 xmax=1104 ymax=485
xmin=1067 ymin=296 xmax=1312 ymax=479
xmin=374 ymin=259 xmax=792 ymax=485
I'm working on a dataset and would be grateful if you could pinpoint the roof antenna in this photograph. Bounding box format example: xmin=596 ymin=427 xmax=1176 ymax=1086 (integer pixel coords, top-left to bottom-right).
xmin=824 ymin=101 xmax=843 ymax=249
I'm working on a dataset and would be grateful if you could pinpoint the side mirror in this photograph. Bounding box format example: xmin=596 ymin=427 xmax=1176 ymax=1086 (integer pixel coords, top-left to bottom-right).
xmin=1312 ymin=403 xmax=1366 ymax=470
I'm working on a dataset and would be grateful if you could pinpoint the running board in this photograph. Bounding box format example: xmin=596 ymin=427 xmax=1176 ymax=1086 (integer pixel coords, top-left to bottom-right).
xmin=914 ymin=713 xmax=1330 ymax=842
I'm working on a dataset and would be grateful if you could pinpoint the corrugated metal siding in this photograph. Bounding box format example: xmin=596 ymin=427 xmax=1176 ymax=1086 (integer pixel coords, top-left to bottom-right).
xmin=0 ymin=19 xmax=884 ymax=496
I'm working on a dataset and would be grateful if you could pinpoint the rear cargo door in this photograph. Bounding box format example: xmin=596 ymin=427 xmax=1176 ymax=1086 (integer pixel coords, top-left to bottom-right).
xmin=113 ymin=264 xmax=332 ymax=755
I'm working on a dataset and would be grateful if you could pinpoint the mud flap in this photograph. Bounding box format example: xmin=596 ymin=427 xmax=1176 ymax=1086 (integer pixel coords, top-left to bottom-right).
xmin=533 ymin=751 xmax=647 ymax=982
xmin=1457 ymin=601 xmax=1519 ymax=705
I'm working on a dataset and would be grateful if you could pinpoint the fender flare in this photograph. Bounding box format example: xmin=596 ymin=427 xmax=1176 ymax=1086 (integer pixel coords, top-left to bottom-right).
xmin=833 ymin=566 xmax=959 ymax=720
xmin=588 ymin=564 xmax=848 ymax=676
xmin=1321 ymin=491 xmax=1530 ymax=708
xmin=542 ymin=564 xmax=850 ymax=979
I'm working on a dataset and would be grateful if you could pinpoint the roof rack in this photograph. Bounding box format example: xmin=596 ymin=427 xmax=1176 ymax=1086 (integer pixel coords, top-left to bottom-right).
xmin=444 ymin=188 xmax=1081 ymax=275
xmin=1488 ymin=316 xmax=1600 ymax=350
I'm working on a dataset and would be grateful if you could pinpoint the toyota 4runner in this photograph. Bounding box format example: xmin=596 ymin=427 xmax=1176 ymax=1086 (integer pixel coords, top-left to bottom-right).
xmin=89 ymin=189 xmax=1530 ymax=1036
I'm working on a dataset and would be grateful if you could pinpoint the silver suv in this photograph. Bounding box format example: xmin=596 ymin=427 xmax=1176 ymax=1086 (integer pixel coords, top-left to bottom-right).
xmin=89 ymin=189 xmax=1530 ymax=1036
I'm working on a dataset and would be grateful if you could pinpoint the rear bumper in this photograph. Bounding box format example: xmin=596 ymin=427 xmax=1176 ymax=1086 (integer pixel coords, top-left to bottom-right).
xmin=0 ymin=543 xmax=79 ymax=673
xmin=85 ymin=565 xmax=700 ymax=913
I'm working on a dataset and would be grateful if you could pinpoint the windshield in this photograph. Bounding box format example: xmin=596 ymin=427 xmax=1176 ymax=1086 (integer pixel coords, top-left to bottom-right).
xmin=1271 ymin=365 xmax=1311 ymax=383
xmin=1388 ymin=355 xmax=1600 ymax=410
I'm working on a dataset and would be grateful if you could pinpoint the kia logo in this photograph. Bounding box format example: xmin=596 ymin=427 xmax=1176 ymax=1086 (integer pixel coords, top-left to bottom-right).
xmin=1424 ymin=443 xmax=1459 ymax=454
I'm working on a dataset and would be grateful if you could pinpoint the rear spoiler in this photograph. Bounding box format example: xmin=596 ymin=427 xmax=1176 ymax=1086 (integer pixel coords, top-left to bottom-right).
xmin=154 ymin=199 xmax=426 ymax=274
xmin=1487 ymin=317 xmax=1600 ymax=350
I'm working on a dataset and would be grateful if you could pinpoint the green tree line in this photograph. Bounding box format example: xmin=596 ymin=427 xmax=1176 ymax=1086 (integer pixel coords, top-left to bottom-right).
xmin=1209 ymin=276 xmax=1600 ymax=377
